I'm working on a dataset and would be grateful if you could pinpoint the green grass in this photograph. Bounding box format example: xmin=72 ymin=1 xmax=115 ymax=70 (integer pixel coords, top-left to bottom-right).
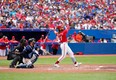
xmin=37 ymin=56 xmax=116 ymax=64
xmin=0 ymin=72 xmax=116 ymax=80
xmin=0 ymin=56 xmax=116 ymax=66
xmin=0 ymin=55 xmax=116 ymax=80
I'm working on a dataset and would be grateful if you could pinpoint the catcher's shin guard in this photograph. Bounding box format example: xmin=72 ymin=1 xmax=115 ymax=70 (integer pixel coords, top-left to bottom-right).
xmin=16 ymin=64 xmax=34 ymax=68
xmin=16 ymin=63 xmax=27 ymax=68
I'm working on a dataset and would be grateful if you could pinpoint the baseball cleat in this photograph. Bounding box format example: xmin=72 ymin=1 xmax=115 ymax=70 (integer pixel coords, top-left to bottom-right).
xmin=9 ymin=65 xmax=15 ymax=68
xmin=75 ymin=62 xmax=82 ymax=67
xmin=54 ymin=64 xmax=60 ymax=68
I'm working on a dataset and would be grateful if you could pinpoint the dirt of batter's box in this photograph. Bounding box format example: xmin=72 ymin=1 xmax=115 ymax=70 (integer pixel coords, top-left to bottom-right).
xmin=100 ymin=67 xmax=116 ymax=70
xmin=0 ymin=64 xmax=116 ymax=73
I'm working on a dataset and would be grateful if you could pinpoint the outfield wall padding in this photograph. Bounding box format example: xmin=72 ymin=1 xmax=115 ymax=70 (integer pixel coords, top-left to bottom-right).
xmin=46 ymin=43 xmax=116 ymax=54
xmin=68 ymin=43 xmax=116 ymax=54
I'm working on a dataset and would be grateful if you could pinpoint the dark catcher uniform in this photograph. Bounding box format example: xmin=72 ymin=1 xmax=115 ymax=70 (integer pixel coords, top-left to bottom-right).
xmin=7 ymin=39 xmax=26 ymax=68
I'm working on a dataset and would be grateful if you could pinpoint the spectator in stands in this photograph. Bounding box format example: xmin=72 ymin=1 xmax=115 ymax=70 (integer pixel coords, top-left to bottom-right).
xmin=98 ymin=38 xmax=108 ymax=43
xmin=111 ymin=34 xmax=116 ymax=43
xmin=112 ymin=17 xmax=116 ymax=29
xmin=0 ymin=0 xmax=115 ymax=30
xmin=75 ymin=31 xmax=83 ymax=43
xmin=7 ymin=19 xmax=13 ymax=28
xmin=0 ymin=21 xmax=6 ymax=28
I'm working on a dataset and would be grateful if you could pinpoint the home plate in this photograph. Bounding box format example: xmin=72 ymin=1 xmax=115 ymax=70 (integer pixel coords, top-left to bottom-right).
xmin=48 ymin=68 xmax=53 ymax=70
xmin=95 ymin=66 xmax=104 ymax=70
xmin=99 ymin=66 xmax=103 ymax=68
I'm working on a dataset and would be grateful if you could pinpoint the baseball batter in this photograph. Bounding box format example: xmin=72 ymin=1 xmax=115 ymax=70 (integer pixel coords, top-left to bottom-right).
xmin=54 ymin=25 xmax=81 ymax=67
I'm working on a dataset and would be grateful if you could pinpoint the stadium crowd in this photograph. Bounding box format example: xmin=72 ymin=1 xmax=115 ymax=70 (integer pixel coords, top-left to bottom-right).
xmin=0 ymin=0 xmax=116 ymax=30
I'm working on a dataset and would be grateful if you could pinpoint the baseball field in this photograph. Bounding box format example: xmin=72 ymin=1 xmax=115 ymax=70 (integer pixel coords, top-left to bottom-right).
xmin=0 ymin=55 xmax=116 ymax=80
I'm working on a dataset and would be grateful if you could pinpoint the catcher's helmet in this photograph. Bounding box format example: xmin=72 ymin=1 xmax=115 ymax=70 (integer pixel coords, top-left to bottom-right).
xmin=28 ymin=38 xmax=36 ymax=44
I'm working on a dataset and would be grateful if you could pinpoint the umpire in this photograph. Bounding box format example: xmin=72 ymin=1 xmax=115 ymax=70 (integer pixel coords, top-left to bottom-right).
xmin=7 ymin=39 xmax=27 ymax=68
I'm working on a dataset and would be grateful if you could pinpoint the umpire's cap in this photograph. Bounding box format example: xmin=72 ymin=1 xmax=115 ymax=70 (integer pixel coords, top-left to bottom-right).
xmin=20 ymin=38 xmax=27 ymax=46
xmin=20 ymin=38 xmax=26 ymax=43
xmin=28 ymin=38 xmax=36 ymax=44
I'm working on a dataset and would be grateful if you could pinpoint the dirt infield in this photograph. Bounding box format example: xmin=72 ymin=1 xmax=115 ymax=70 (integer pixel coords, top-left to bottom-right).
xmin=0 ymin=55 xmax=116 ymax=73
xmin=0 ymin=64 xmax=116 ymax=73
